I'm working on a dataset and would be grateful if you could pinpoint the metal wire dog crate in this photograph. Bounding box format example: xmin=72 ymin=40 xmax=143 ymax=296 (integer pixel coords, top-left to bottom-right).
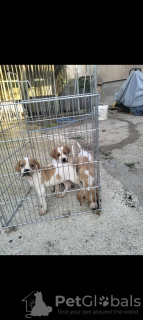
xmin=0 ymin=65 xmax=100 ymax=228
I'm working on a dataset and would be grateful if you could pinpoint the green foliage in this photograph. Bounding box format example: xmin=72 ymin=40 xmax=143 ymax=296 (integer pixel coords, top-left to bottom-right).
xmin=78 ymin=78 xmax=91 ymax=93
xmin=103 ymin=151 xmax=112 ymax=157
xmin=44 ymin=122 xmax=57 ymax=128
xmin=75 ymin=136 xmax=84 ymax=140
xmin=124 ymin=163 xmax=135 ymax=168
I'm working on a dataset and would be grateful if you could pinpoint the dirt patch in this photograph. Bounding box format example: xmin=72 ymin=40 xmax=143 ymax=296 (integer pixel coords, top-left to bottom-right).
xmin=123 ymin=190 xmax=139 ymax=208
xmin=5 ymin=226 xmax=18 ymax=234
xmin=69 ymin=112 xmax=140 ymax=156
xmin=102 ymin=159 xmax=143 ymax=206
xmin=99 ymin=115 xmax=139 ymax=154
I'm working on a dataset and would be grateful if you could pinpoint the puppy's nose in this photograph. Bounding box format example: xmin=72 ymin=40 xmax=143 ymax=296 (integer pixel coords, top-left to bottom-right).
xmin=24 ymin=169 xmax=30 ymax=173
xmin=62 ymin=158 xmax=67 ymax=163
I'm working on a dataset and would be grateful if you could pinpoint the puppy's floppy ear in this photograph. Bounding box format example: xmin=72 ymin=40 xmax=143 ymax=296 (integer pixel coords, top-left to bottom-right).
xmin=66 ymin=146 xmax=70 ymax=154
xmin=34 ymin=159 xmax=41 ymax=169
xmin=77 ymin=190 xmax=85 ymax=206
xmin=15 ymin=160 xmax=21 ymax=172
xmin=50 ymin=148 xmax=56 ymax=159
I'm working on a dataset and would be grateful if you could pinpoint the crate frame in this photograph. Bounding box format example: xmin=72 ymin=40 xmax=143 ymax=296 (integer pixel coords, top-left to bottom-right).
xmin=0 ymin=65 xmax=100 ymax=228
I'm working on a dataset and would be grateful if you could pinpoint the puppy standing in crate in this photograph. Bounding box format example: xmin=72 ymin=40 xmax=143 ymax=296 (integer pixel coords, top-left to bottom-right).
xmin=14 ymin=157 xmax=80 ymax=215
xmin=73 ymin=141 xmax=99 ymax=210
xmin=50 ymin=145 xmax=76 ymax=197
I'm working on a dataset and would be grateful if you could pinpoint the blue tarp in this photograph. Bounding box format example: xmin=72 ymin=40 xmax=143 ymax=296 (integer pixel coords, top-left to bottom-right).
xmin=114 ymin=71 xmax=143 ymax=115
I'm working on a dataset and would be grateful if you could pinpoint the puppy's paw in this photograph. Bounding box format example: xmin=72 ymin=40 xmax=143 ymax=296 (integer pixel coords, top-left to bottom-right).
xmin=90 ymin=201 xmax=98 ymax=210
xmin=39 ymin=209 xmax=47 ymax=215
xmin=57 ymin=192 xmax=66 ymax=198
xmin=54 ymin=193 xmax=60 ymax=197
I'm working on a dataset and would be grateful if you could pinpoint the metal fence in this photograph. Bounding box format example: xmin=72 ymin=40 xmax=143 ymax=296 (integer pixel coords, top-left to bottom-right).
xmin=0 ymin=65 xmax=100 ymax=228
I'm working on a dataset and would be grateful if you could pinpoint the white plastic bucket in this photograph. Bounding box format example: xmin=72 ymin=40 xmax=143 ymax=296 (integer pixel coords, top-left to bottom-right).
xmin=94 ymin=104 xmax=109 ymax=120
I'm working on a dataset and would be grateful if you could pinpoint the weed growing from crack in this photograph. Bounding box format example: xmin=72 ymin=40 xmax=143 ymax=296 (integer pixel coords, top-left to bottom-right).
xmin=124 ymin=162 xmax=135 ymax=168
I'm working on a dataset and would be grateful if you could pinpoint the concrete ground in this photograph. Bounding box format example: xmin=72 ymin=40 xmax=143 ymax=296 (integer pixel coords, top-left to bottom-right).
xmin=0 ymin=110 xmax=143 ymax=255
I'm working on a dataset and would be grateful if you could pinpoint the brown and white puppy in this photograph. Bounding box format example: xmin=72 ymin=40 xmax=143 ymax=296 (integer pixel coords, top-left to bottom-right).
xmin=15 ymin=157 xmax=80 ymax=215
xmin=75 ymin=142 xmax=98 ymax=210
xmin=50 ymin=145 xmax=70 ymax=164
xmin=50 ymin=145 xmax=74 ymax=198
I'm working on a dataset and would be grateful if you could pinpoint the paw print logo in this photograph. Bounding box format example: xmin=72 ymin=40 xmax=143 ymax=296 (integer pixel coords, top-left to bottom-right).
xmin=98 ymin=296 xmax=109 ymax=307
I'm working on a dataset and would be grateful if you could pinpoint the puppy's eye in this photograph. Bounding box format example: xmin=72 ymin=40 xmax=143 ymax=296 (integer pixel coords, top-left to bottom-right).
xmin=20 ymin=164 xmax=23 ymax=167
xmin=31 ymin=164 xmax=34 ymax=167
xmin=64 ymin=152 xmax=67 ymax=155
